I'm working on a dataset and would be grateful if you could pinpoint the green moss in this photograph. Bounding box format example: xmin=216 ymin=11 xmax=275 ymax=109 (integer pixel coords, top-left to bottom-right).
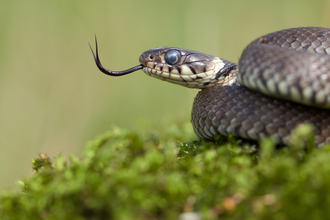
xmin=1 ymin=124 xmax=330 ymax=219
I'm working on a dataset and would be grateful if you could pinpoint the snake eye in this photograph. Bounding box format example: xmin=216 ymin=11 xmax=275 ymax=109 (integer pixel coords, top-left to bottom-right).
xmin=165 ymin=50 xmax=181 ymax=65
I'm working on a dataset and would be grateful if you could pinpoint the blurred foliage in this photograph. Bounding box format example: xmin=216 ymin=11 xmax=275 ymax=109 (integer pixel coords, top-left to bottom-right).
xmin=1 ymin=124 xmax=330 ymax=219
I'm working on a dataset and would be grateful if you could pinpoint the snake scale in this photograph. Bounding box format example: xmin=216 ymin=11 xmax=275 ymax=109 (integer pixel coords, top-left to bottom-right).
xmin=89 ymin=27 xmax=330 ymax=147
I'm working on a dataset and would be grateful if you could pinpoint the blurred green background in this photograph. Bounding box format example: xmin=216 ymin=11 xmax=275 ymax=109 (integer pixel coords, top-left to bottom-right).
xmin=0 ymin=0 xmax=329 ymax=190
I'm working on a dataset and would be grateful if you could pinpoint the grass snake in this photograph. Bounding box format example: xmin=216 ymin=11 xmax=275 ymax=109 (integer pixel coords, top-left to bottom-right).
xmin=89 ymin=27 xmax=330 ymax=147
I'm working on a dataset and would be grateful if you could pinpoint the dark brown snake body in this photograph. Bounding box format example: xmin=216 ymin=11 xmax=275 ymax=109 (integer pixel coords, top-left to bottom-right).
xmin=89 ymin=27 xmax=330 ymax=147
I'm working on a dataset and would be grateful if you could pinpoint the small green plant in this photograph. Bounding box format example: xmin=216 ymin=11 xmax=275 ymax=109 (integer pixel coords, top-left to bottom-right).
xmin=1 ymin=124 xmax=330 ymax=220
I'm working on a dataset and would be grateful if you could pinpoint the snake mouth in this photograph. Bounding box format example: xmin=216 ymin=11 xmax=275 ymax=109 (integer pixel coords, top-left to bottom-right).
xmin=141 ymin=65 xmax=198 ymax=87
xmin=88 ymin=36 xmax=144 ymax=76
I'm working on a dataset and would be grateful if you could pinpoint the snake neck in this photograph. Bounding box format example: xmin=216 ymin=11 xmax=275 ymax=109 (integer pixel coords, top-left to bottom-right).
xmin=211 ymin=60 xmax=239 ymax=87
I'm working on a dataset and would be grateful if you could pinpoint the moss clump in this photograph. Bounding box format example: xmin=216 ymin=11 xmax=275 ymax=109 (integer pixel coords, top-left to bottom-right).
xmin=1 ymin=124 xmax=330 ymax=220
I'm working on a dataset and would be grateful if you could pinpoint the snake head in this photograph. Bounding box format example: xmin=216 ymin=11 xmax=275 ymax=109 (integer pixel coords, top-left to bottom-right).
xmin=138 ymin=47 xmax=236 ymax=88
xmin=89 ymin=37 xmax=237 ymax=88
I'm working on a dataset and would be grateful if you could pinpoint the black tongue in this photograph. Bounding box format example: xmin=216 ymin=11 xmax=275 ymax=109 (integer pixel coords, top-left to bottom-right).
xmin=88 ymin=36 xmax=144 ymax=76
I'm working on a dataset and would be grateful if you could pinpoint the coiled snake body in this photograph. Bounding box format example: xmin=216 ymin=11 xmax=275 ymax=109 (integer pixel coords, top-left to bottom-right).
xmin=89 ymin=27 xmax=330 ymax=147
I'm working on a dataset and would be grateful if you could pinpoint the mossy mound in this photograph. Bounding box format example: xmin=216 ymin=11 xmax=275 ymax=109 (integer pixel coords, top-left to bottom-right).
xmin=1 ymin=125 xmax=330 ymax=220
